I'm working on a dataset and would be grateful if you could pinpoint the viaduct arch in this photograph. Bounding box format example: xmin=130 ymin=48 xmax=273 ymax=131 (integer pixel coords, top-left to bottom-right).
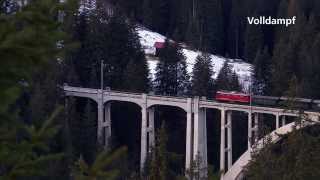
xmin=63 ymin=85 xmax=320 ymax=179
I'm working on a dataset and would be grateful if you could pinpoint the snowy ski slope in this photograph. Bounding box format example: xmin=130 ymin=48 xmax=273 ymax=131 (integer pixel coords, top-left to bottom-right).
xmin=136 ymin=26 xmax=253 ymax=91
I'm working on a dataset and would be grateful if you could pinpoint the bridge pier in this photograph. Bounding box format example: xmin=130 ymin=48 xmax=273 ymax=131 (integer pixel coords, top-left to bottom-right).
xmin=227 ymin=111 xmax=232 ymax=169
xmin=193 ymin=97 xmax=208 ymax=178
xmin=220 ymin=108 xmax=226 ymax=174
xmin=185 ymin=98 xmax=193 ymax=171
xmin=140 ymin=94 xmax=148 ymax=172
xmin=281 ymin=116 xmax=286 ymax=127
xmin=253 ymin=113 xmax=259 ymax=143
xmin=248 ymin=112 xmax=253 ymax=149
xmin=220 ymin=110 xmax=233 ymax=174
xmin=276 ymin=113 xmax=280 ymax=129
xmin=148 ymin=107 xmax=155 ymax=152
xmin=97 ymin=99 xmax=104 ymax=146
xmin=104 ymin=103 xmax=111 ymax=148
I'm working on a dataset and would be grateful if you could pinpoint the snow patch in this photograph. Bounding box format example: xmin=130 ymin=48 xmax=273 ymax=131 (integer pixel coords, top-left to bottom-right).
xmin=136 ymin=26 xmax=253 ymax=91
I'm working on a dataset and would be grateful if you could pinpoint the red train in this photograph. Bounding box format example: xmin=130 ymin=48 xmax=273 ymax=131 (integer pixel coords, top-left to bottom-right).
xmin=214 ymin=91 xmax=320 ymax=111
xmin=215 ymin=91 xmax=251 ymax=103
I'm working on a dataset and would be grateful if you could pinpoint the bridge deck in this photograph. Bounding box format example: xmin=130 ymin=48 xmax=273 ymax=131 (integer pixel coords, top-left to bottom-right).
xmin=63 ymin=86 xmax=320 ymax=116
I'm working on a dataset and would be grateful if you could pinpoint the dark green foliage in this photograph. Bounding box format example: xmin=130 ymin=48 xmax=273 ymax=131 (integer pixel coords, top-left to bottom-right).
xmin=296 ymin=16 xmax=320 ymax=98
xmin=245 ymin=125 xmax=320 ymax=180
xmin=191 ymin=53 xmax=215 ymax=97
xmin=253 ymin=46 xmax=271 ymax=95
xmin=70 ymin=5 xmax=149 ymax=91
xmin=28 ymin=60 xmax=61 ymax=125
xmin=64 ymin=3 xmax=150 ymax=175
xmin=270 ymin=37 xmax=296 ymax=96
xmin=148 ymin=123 xmax=168 ymax=180
xmin=244 ymin=24 xmax=264 ymax=63
xmin=154 ymin=40 xmax=190 ymax=96
xmin=79 ymin=100 xmax=97 ymax=164
xmin=0 ymin=0 xmax=69 ymax=113
xmin=122 ymin=40 xmax=150 ymax=93
xmin=199 ymin=0 xmax=225 ymax=55
xmin=72 ymin=146 xmax=128 ymax=180
xmin=226 ymin=0 xmax=247 ymax=58
xmin=185 ymin=18 xmax=201 ymax=50
xmin=271 ymin=12 xmax=320 ymax=98
xmin=0 ymin=0 xmax=76 ymax=178
xmin=216 ymin=60 xmax=241 ymax=91
xmin=0 ymin=107 xmax=65 ymax=179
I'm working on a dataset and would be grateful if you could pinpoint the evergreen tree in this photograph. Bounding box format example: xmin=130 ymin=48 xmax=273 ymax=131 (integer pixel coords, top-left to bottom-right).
xmin=227 ymin=0 xmax=247 ymax=58
xmin=73 ymin=146 xmax=128 ymax=180
xmin=275 ymin=0 xmax=289 ymax=42
xmin=28 ymin=60 xmax=61 ymax=126
xmin=141 ymin=0 xmax=153 ymax=29
xmin=100 ymin=11 xmax=149 ymax=91
xmin=270 ymin=13 xmax=306 ymax=96
xmin=244 ymin=23 xmax=264 ymax=63
xmin=80 ymin=100 xmax=97 ymax=164
xmin=191 ymin=53 xmax=215 ymax=97
xmin=154 ymin=0 xmax=170 ymax=34
xmin=186 ymin=19 xmax=201 ymax=50
xmin=70 ymin=4 xmax=149 ymax=91
xmin=200 ymin=0 xmax=225 ymax=55
xmin=1 ymin=0 xmax=83 ymax=177
xmin=296 ymin=15 xmax=320 ymax=98
xmin=216 ymin=60 xmax=241 ymax=91
xmin=230 ymin=71 xmax=241 ymax=91
xmin=88 ymin=65 xmax=99 ymax=89
xmin=0 ymin=107 xmax=65 ymax=178
xmin=123 ymin=57 xmax=150 ymax=93
xmin=149 ymin=123 xmax=168 ymax=180
xmin=253 ymin=46 xmax=271 ymax=95
xmin=0 ymin=0 xmax=70 ymax=113
xmin=245 ymin=125 xmax=320 ymax=180
xmin=71 ymin=13 xmax=93 ymax=87
xmin=154 ymin=40 xmax=190 ymax=96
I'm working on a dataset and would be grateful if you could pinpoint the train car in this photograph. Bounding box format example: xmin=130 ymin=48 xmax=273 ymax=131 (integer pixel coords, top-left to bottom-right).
xmin=215 ymin=91 xmax=251 ymax=103
xmin=253 ymin=95 xmax=320 ymax=111
xmin=252 ymin=95 xmax=280 ymax=106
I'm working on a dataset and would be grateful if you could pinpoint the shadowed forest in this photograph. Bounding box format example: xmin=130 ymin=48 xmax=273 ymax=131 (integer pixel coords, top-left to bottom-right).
xmin=1 ymin=0 xmax=320 ymax=179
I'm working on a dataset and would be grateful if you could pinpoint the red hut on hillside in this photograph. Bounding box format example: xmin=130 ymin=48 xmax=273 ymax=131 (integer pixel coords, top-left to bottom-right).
xmin=154 ymin=41 xmax=165 ymax=56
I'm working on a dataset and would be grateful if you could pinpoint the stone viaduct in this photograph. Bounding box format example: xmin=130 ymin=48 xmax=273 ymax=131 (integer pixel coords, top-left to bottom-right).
xmin=63 ymin=85 xmax=320 ymax=180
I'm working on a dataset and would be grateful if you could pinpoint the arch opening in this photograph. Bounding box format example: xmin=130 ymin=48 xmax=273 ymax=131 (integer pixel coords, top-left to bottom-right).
xmin=149 ymin=104 xmax=187 ymax=177
xmin=107 ymin=100 xmax=142 ymax=172
xmin=67 ymin=97 xmax=98 ymax=164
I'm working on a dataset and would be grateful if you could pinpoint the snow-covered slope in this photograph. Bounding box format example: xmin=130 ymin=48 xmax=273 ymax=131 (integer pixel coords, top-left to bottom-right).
xmin=136 ymin=26 xmax=253 ymax=91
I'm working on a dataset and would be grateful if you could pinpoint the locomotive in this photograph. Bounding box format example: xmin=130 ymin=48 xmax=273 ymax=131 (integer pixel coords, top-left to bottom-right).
xmin=215 ymin=91 xmax=320 ymax=111
xmin=215 ymin=91 xmax=251 ymax=103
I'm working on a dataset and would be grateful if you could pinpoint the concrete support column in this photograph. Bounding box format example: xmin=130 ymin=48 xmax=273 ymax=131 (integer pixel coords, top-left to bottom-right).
xmin=199 ymin=108 xmax=208 ymax=172
xmin=276 ymin=114 xmax=280 ymax=129
xmin=220 ymin=108 xmax=226 ymax=173
xmin=104 ymin=103 xmax=111 ymax=149
xmin=140 ymin=94 xmax=148 ymax=172
xmin=185 ymin=98 xmax=193 ymax=170
xmin=148 ymin=107 xmax=155 ymax=151
xmin=193 ymin=97 xmax=207 ymax=178
xmin=254 ymin=113 xmax=259 ymax=142
xmin=248 ymin=112 xmax=252 ymax=149
xmin=97 ymin=100 xmax=104 ymax=146
xmin=281 ymin=116 xmax=286 ymax=127
xmin=227 ymin=111 xmax=232 ymax=169
xmin=193 ymin=97 xmax=200 ymax=159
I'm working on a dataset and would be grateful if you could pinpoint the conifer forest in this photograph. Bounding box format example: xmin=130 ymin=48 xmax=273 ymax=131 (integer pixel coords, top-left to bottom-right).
xmin=1 ymin=0 xmax=320 ymax=179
